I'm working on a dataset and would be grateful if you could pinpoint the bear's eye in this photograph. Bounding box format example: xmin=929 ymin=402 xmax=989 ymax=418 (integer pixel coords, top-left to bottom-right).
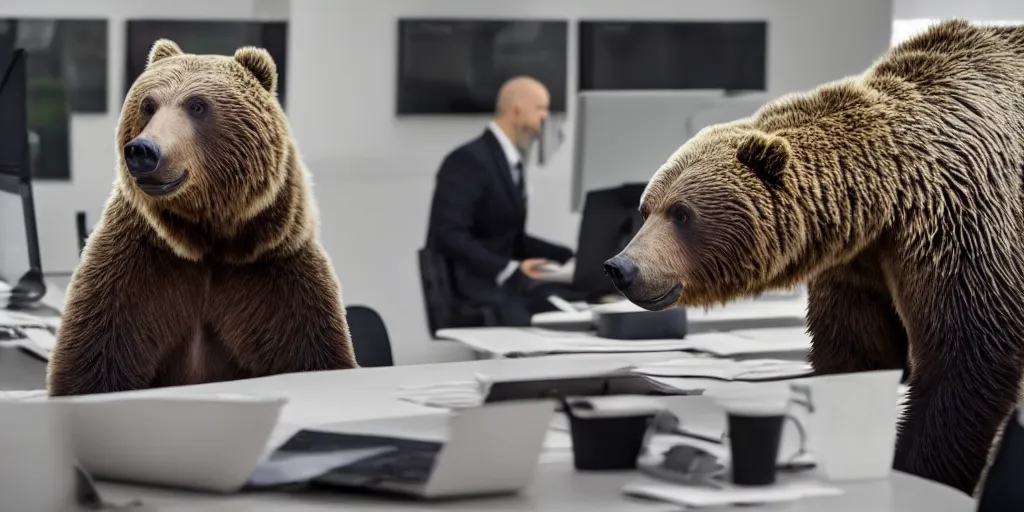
xmin=668 ymin=204 xmax=692 ymax=225
xmin=140 ymin=98 xmax=157 ymax=117
xmin=185 ymin=97 xmax=209 ymax=119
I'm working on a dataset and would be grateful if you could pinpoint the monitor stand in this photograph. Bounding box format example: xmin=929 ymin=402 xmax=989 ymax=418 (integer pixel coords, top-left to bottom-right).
xmin=5 ymin=268 xmax=46 ymax=310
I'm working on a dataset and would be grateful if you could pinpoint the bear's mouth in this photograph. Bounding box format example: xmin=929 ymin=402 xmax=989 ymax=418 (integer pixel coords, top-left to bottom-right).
xmin=135 ymin=170 xmax=189 ymax=197
xmin=632 ymin=283 xmax=684 ymax=311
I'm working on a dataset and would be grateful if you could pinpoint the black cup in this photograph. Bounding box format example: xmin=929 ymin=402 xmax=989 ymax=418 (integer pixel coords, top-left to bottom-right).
xmin=727 ymin=413 xmax=785 ymax=486
xmin=567 ymin=413 xmax=654 ymax=471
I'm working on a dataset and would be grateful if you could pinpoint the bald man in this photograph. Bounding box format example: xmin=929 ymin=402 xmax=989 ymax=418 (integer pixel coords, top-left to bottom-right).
xmin=426 ymin=76 xmax=579 ymax=327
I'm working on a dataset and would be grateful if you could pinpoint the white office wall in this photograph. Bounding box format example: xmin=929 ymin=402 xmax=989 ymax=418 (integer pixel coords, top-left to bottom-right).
xmin=4 ymin=0 xmax=894 ymax=366
xmin=895 ymin=0 xmax=1024 ymax=20
xmin=893 ymin=0 xmax=1024 ymax=47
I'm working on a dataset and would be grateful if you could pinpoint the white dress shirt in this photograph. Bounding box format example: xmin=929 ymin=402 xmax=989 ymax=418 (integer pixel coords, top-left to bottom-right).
xmin=487 ymin=121 xmax=526 ymax=286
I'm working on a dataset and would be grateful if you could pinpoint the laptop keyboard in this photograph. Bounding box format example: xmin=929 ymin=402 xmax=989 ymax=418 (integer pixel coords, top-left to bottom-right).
xmin=274 ymin=429 xmax=443 ymax=485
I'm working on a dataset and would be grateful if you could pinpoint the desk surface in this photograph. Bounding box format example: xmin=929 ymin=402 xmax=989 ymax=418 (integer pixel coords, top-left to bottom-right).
xmin=532 ymin=296 xmax=808 ymax=330
xmin=95 ymin=354 xmax=974 ymax=511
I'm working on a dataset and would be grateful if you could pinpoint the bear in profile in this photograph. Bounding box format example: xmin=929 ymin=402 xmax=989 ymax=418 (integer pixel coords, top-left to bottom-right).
xmin=47 ymin=39 xmax=358 ymax=396
xmin=605 ymin=19 xmax=1024 ymax=495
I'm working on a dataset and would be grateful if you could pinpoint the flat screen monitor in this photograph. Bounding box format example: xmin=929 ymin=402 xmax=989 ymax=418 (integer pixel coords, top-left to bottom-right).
xmin=0 ymin=49 xmax=29 ymax=178
xmin=0 ymin=50 xmax=45 ymax=307
xmin=396 ymin=19 xmax=568 ymax=115
xmin=125 ymin=20 xmax=289 ymax=108
xmin=579 ymin=21 xmax=768 ymax=92
xmin=570 ymin=90 xmax=774 ymax=213
xmin=572 ymin=184 xmax=647 ymax=302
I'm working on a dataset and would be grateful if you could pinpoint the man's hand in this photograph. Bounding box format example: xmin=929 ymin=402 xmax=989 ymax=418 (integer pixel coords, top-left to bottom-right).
xmin=519 ymin=258 xmax=552 ymax=279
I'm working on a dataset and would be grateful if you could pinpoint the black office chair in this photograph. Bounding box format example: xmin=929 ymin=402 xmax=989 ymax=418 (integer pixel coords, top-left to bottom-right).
xmin=977 ymin=407 xmax=1024 ymax=510
xmin=417 ymin=247 xmax=497 ymax=337
xmin=345 ymin=305 xmax=394 ymax=367
xmin=76 ymin=211 xmax=92 ymax=256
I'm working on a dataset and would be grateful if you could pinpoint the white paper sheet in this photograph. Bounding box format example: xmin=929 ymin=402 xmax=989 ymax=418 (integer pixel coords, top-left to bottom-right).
xmin=396 ymin=378 xmax=490 ymax=409
xmin=20 ymin=326 xmax=57 ymax=351
xmin=632 ymin=358 xmax=813 ymax=381
xmin=0 ymin=309 xmax=54 ymax=328
xmin=622 ymin=480 xmax=844 ymax=507
xmin=436 ymin=327 xmax=810 ymax=358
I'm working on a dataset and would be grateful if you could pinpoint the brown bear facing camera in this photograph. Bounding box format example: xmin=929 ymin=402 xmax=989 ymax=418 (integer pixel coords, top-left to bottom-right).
xmin=47 ymin=39 xmax=358 ymax=396
xmin=605 ymin=19 xmax=1024 ymax=495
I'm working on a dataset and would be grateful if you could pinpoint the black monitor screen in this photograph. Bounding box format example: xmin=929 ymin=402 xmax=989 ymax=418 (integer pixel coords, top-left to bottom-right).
xmin=397 ymin=19 xmax=568 ymax=114
xmin=0 ymin=174 xmax=31 ymax=288
xmin=0 ymin=49 xmax=28 ymax=178
xmin=579 ymin=21 xmax=768 ymax=92
xmin=573 ymin=184 xmax=647 ymax=302
xmin=125 ymin=20 xmax=289 ymax=109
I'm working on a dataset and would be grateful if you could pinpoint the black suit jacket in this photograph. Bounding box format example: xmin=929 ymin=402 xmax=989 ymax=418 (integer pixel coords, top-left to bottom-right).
xmin=426 ymin=129 xmax=574 ymax=304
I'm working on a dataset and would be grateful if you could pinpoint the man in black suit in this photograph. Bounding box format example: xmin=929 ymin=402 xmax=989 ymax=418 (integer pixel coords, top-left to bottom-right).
xmin=426 ymin=76 xmax=578 ymax=326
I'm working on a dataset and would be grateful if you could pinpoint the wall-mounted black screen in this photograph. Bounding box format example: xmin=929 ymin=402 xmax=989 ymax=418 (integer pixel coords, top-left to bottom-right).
xmin=396 ymin=19 xmax=567 ymax=115
xmin=125 ymin=20 xmax=288 ymax=109
xmin=579 ymin=21 xmax=768 ymax=92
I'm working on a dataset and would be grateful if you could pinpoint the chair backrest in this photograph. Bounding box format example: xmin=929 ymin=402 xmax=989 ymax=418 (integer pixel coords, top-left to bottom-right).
xmin=418 ymin=247 xmax=456 ymax=337
xmin=345 ymin=305 xmax=394 ymax=367
xmin=977 ymin=407 xmax=1024 ymax=510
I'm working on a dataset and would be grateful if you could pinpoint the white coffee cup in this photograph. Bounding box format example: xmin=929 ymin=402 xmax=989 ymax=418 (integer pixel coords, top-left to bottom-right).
xmin=0 ymin=401 xmax=78 ymax=511
xmin=791 ymin=369 xmax=903 ymax=481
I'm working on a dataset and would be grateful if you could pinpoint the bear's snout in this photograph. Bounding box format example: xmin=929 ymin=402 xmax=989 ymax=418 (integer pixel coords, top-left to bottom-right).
xmin=124 ymin=138 xmax=162 ymax=177
xmin=604 ymin=255 xmax=638 ymax=292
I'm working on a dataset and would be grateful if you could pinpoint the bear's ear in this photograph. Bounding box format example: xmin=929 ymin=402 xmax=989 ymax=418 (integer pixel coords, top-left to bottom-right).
xmin=147 ymin=39 xmax=183 ymax=68
xmin=735 ymin=131 xmax=791 ymax=187
xmin=233 ymin=46 xmax=278 ymax=94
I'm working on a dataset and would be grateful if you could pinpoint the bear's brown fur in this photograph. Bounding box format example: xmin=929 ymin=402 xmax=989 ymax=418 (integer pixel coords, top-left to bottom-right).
xmin=609 ymin=19 xmax=1024 ymax=495
xmin=47 ymin=39 xmax=358 ymax=396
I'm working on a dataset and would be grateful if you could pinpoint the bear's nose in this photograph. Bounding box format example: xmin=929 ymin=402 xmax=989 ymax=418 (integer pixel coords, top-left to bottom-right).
xmin=604 ymin=255 xmax=638 ymax=291
xmin=123 ymin=139 xmax=161 ymax=176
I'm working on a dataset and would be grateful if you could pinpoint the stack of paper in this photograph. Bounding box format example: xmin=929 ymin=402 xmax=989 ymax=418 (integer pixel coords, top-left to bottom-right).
xmin=396 ymin=377 xmax=491 ymax=409
xmin=682 ymin=328 xmax=811 ymax=357
xmin=631 ymin=358 xmax=814 ymax=383
xmin=435 ymin=327 xmax=702 ymax=357
xmin=0 ymin=309 xmax=55 ymax=329
xmin=622 ymin=480 xmax=843 ymax=507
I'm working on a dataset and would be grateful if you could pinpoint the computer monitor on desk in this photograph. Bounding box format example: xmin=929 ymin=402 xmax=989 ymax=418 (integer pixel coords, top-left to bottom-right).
xmin=570 ymin=90 xmax=776 ymax=212
xmin=0 ymin=49 xmax=46 ymax=308
xmin=572 ymin=184 xmax=646 ymax=303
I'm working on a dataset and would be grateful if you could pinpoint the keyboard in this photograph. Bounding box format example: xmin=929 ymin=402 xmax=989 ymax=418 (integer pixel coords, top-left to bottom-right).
xmin=273 ymin=429 xmax=443 ymax=485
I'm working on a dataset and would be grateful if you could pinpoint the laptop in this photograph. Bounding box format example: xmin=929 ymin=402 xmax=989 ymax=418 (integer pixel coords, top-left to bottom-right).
xmin=253 ymin=400 xmax=557 ymax=499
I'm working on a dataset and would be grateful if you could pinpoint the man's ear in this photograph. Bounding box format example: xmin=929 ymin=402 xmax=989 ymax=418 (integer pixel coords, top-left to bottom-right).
xmin=234 ymin=46 xmax=278 ymax=94
xmin=736 ymin=131 xmax=791 ymax=187
xmin=147 ymin=39 xmax=183 ymax=68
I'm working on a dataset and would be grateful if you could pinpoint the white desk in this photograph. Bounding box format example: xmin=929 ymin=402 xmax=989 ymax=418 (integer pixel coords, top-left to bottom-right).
xmin=533 ymin=296 xmax=808 ymax=332
xmin=89 ymin=355 xmax=973 ymax=511
xmin=436 ymin=326 xmax=813 ymax=360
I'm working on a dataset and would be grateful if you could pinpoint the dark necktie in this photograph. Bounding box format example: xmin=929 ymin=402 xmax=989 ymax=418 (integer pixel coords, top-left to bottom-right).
xmin=515 ymin=161 xmax=526 ymax=198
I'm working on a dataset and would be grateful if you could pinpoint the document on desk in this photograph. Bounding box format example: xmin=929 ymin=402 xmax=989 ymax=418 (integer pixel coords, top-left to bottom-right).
xmin=436 ymin=327 xmax=700 ymax=357
xmin=622 ymin=480 xmax=843 ymax=507
xmin=0 ymin=309 xmax=55 ymax=328
xmin=682 ymin=328 xmax=811 ymax=356
xmin=631 ymin=358 xmax=814 ymax=382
